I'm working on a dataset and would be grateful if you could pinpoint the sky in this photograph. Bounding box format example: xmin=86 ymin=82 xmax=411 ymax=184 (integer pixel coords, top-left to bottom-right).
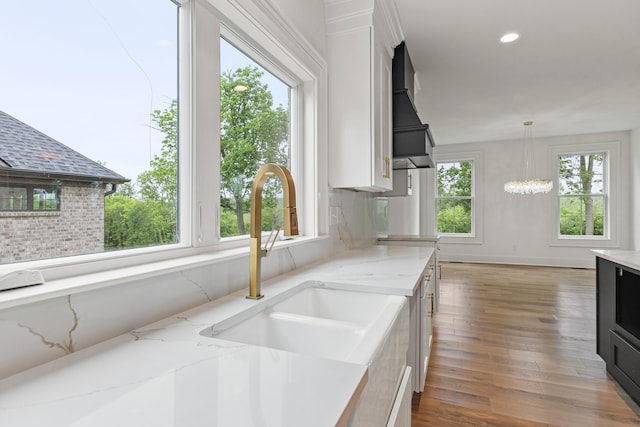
xmin=1 ymin=0 xmax=288 ymax=183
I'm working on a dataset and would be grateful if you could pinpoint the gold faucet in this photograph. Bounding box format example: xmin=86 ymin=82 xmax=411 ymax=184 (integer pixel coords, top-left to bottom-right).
xmin=247 ymin=164 xmax=299 ymax=299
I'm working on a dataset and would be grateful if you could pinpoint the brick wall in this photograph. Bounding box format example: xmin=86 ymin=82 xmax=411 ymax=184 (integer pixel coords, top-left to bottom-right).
xmin=0 ymin=185 xmax=104 ymax=263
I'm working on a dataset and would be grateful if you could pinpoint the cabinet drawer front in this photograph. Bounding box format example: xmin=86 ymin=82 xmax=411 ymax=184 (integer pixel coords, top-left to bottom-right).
xmin=609 ymin=331 xmax=640 ymax=401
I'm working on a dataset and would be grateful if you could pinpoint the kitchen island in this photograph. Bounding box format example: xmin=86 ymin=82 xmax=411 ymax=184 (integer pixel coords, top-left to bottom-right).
xmin=593 ymin=249 xmax=640 ymax=406
xmin=0 ymin=245 xmax=433 ymax=426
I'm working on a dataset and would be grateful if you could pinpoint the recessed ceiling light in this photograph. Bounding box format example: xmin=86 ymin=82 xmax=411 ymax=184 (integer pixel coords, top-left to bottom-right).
xmin=500 ymin=33 xmax=519 ymax=43
xmin=233 ymin=84 xmax=248 ymax=92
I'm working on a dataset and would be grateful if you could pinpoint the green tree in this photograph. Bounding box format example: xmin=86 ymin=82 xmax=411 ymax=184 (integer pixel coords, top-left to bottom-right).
xmin=138 ymin=99 xmax=178 ymax=206
xmin=104 ymin=195 xmax=175 ymax=248
xmin=104 ymin=65 xmax=288 ymax=246
xmin=220 ymin=66 xmax=288 ymax=236
xmin=104 ymin=100 xmax=178 ymax=249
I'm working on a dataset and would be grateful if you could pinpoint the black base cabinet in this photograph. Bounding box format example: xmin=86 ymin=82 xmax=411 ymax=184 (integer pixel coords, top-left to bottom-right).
xmin=596 ymin=257 xmax=616 ymax=363
xmin=610 ymin=331 xmax=640 ymax=401
xmin=596 ymin=256 xmax=640 ymax=405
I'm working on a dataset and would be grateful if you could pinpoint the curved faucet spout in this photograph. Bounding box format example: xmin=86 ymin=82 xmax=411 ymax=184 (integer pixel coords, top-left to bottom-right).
xmin=247 ymin=164 xmax=298 ymax=299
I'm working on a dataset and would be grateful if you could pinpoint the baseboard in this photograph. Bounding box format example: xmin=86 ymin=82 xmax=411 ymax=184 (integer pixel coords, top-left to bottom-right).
xmin=437 ymin=253 xmax=595 ymax=269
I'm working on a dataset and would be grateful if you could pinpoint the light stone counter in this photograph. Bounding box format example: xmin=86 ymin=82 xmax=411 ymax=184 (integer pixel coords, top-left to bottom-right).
xmin=592 ymin=249 xmax=640 ymax=272
xmin=0 ymin=245 xmax=432 ymax=427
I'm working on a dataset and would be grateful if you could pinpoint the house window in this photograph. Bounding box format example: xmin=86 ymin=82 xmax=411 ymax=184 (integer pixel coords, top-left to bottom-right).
xmin=219 ymin=38 xmax=291 ymax=238
xmin=0 ymin=186 xmax=60 ymax=212
xmin=0 ymin=187 xmax=27 ymax=211
xmin=550 ymin=141 xmax=620 ymax=248
xmin=436 ymin=161 xmax=473 ymax=235
xmin=558 ymin=152 xmax=606 ymax=237
xmin=33 ymin=188 xmax=60 ymax=211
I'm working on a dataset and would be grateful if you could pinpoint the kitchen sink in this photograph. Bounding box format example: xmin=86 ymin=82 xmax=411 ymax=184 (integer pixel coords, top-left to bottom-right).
xmin=200 ymin=283 xmax=406 ymax=365
xmin=270 ymin=286 xmax=397 ymax=325
xmin=199 ymin=282 xmax=410 ymax=426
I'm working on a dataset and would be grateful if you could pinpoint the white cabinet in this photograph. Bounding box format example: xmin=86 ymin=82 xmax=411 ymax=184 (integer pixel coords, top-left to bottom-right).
xmin=326 ymin=0 xmax=400 ymax=192
xmin=386 ymin=366 xmax=412 ymax=427
xmin=421 ymin=259 xmax=436 ymax=387
xmin=405 ymin=249 xmax=438 ymax=392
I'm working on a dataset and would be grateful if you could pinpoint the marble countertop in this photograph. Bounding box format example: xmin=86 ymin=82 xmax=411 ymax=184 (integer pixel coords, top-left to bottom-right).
xmin=593 ymin=249 xmax=640 ymax=272
xmin=0 ymin=245 xmax=433 ymax=427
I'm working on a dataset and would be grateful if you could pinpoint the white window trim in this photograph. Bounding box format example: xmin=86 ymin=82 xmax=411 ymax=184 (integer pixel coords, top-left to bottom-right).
xmin=0 ymin=0 xmax=327 ymax=306
xmin=549 ymin=141 xmax=620 ymax=248
xmin=429 ymin=151 xmax=484 ymax=245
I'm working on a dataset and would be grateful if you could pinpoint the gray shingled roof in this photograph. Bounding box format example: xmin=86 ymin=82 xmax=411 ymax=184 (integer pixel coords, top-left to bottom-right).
xmin=0 ymin=110 xmax=128 ymax=183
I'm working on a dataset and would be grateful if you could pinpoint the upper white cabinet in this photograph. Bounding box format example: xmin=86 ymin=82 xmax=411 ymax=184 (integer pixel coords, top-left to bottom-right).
xmin=326 ymin=0 xmax=402 ymax=192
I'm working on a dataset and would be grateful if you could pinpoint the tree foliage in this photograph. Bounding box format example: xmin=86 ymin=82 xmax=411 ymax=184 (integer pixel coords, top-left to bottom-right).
xmin=104 ymin=195 xmax=175 ymax=248
xmin=138 ymin=99 xmax=178 ymax=206
xmin=104 ymin=100 xmax=178 ymax=249
xmin=104 ymin=65 xmax=289 ymax=248
xmin=220 ymin=66 xmax=288 ymax=236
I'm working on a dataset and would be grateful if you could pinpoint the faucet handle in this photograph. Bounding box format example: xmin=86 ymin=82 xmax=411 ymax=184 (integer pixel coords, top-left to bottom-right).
xmin=263 ymin=225 xmax=281 ymax=256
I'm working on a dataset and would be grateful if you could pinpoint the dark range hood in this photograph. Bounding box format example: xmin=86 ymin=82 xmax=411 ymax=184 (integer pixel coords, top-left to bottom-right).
xmin=392 ymin=42 xmax=435 ymax=169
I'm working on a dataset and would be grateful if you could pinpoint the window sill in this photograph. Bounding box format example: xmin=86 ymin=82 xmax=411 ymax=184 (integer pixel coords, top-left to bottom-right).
xmin=437 ymin=235 xmax=483 ymax=245
xmin=549 ymin=236 xmax=619 ymax=249
xmin=0 ymin=235 xmax=326 ymax=311
xmin=0 ymin=211 xmax=60 ymax=218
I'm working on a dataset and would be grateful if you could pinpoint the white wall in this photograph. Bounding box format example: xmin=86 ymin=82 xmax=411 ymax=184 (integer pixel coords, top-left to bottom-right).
xmin=428 ymin=131 xmax=631 ymax=268
xmin=631 ymin=127 xmax=640 ymax=250
xmin=387 ymin=170 xmax=422 ymax=235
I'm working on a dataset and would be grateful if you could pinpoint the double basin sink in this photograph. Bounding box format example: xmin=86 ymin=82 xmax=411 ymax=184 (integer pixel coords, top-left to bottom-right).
xmin=200 ymin=281 xmax=406 ymax=365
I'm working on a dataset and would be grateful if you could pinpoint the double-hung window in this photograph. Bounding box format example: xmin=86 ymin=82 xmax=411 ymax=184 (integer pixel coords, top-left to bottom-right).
xmin=550 ymin=141 xmax=620 ymax=247
xmin=436 ymin=161 xmax=474 ymax=235
xmin=431 ymin=150 xmax=483 ymax=243
xmin=558 ymin=152 xmax=606 ymax=237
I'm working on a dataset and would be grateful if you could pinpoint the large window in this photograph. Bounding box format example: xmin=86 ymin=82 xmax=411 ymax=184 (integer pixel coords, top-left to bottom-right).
xmin=436 ymin=161 xmax=473 ymax=235
xmin=1 ymin=0 xmax=178 ymax=263
xmin=219 ymin=39 xmax=290 ymax=238
xmin=558 ymin=152 xmax=606 ymax=237
xmin=1 ymin=0 xmax=321 ymax=273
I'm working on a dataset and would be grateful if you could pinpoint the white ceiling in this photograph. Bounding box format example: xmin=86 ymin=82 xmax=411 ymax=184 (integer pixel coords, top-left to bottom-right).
xmin=393 ymin=0 xmax=640 ymax=145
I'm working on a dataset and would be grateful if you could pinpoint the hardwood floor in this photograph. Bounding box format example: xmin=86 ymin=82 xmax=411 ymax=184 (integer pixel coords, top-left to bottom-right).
xmin=412 ymin=262 xmax=640 ymax=427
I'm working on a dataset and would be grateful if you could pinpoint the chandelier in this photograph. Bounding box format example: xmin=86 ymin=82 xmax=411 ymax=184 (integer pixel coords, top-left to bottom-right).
xmin=504 ymin=121 xmax=553 ymax=195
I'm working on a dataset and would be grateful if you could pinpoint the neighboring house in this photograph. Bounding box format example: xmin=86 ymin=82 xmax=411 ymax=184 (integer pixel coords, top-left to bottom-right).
xmin=0 ymin=110 xmax=128 ymax=263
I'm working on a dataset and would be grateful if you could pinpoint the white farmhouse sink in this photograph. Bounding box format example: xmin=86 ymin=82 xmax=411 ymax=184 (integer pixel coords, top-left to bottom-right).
xmin=200 ymin=282 xmax=410 ymax=426
xmin=200 ymin=283 xmax=406 ymax=365
xmin=272 ymin=286 xmax=396 ymax=325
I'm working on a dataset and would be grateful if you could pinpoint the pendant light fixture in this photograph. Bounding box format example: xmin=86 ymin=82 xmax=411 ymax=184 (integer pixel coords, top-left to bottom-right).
xmin=504 ymin=121 xmax=553 ymax=195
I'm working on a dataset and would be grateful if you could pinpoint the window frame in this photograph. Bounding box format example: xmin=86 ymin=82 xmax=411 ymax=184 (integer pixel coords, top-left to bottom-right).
xmin=0 ymin=0 xmax=324 ymax=288
xmin=549 ymin=141 xmax=620 ymax=248
xmin=435 ymin=160 xmax=474 ymax=236
xmin=557 ymin=151 xmax=606 ymax=238
xmin=430 ymin=151 xmax=483 ymax=245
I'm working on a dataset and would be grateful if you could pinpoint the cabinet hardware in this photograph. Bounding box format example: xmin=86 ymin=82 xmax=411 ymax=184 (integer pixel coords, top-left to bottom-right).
xmin=383 ymin=157 xmax=391 ymax=178
xmin=427 ymin=293 xmax=434 ymax=317
xmin=424 ymin=268 xmax=434 ymax=282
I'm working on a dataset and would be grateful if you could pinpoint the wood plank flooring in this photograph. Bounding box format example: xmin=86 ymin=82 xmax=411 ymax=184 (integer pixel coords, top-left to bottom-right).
xmin=412 ymin=262 xmax=640 ymax=427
